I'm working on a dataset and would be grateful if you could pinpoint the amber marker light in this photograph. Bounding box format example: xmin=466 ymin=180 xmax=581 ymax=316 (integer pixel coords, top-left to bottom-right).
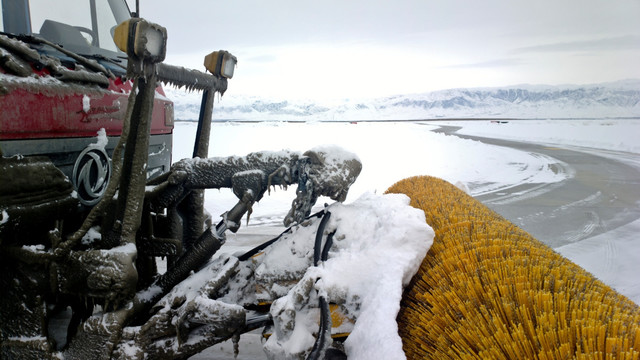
xmin=204 ymin=50 xmax=237 ymax=79
xmin=113 ymin=18 xmax=167 ymax=63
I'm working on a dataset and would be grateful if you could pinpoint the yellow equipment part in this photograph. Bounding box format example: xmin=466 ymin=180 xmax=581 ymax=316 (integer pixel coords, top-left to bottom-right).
xmin=386 ymin=176 xmax=640 ymax=359
xmin=328 ymin=303 xmax=353 ymax=339
xmin=112 ymin=19 xmax=130 ymax=54
xmin=204 ymin=50 xmax=237 ymax=78
xmin=260 ymin=302 xmax=354 ymax=339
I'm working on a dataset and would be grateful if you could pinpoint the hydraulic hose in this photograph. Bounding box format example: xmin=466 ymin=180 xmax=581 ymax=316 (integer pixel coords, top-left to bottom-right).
xmin=320 ymin=230 xmax=335 ymax=263
xmin=307 ymin=209 xmax=334 ymax=360
xmin=238 ymin=209 xmax=326 ymax=261
xmin=307 ymin=296 xmax=331 ymax=360
xmin=313 ymin=210 xmax=332 ymax=266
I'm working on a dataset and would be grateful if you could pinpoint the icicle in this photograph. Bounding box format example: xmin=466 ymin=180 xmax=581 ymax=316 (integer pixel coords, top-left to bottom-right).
xmin=232 ymin=332 xmax=240 ymax=359
xmin=245 ymin=205 xmax=253 ymax=226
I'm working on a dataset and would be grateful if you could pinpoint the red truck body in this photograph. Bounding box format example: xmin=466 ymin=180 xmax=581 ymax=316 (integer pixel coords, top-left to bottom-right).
xmin=0 ymin=0 xmax=173 ymax=205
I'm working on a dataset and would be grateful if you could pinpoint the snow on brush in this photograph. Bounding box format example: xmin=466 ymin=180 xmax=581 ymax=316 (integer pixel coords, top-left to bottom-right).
xmin=323 ymin=194 xmax=433 ymax=359
xmin=261 ymin=192 xmax=433 ymax=359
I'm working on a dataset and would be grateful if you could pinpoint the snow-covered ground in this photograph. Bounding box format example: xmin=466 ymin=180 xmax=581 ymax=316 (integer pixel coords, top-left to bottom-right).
xmin=172 ymin=118 xmax=640 ymax=359
xmin=173 ymin=120 xmax=574 ymax=221
xmin=451 ymin=118 xmax=640 ymax=154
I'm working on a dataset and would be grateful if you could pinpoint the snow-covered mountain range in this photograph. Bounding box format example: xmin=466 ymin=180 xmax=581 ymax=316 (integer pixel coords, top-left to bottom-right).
xmin=164 ymin=79 xmax=640 ymax=121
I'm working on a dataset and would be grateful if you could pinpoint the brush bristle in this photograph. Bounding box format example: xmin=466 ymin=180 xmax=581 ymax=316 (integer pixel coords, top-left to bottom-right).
xmin=386 ymin=176 xmax=640 ymax=359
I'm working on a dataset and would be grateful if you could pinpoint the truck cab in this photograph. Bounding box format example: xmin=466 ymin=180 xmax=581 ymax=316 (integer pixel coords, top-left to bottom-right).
xmin=0 ymin=0 xmax=173 ymax=206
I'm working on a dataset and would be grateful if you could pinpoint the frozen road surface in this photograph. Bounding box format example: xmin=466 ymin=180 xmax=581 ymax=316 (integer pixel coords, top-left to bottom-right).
xmin=437 ymin=124 xmax=640 ymax=305
xmin=441 ymin=126 xmax=640 ymax=248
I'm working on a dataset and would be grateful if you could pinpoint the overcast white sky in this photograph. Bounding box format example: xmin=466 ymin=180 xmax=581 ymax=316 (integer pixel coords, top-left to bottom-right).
xmin=135 ymin=0 xmax=640 ymax=100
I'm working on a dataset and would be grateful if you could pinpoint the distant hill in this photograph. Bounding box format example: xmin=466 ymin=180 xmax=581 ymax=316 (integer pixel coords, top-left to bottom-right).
xmin=164 ymin=79 xmax=640 ymax=121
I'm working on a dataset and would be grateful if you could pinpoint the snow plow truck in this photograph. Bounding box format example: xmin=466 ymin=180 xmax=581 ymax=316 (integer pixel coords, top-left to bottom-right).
xmin=2 ymin=1 xmax=640 ymax=359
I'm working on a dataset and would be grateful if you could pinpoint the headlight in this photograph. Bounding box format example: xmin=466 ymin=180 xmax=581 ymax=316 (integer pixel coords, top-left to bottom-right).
xmin=113 ymin=18 xmax=167 ymax=63
xmin=204 ymin=50 xmax=237 ymax=79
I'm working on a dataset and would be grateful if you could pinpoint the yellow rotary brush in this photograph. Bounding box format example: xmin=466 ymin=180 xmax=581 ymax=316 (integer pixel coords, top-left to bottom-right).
xmin=386 ymin=176 xmax=640 ymax=359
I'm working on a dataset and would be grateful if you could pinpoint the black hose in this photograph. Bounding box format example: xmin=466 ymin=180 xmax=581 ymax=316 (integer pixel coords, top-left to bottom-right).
xmin=237 ymin=235 xmax=283 ymax=261
xmin=238 ymin=209 xmax=325 ymax=261
xmin=237 ymin=207 xmax=336 ymax=359
xmin=244 ymin=313 xmax=273 ymax=333
xmin=313 ymin=211 xmax=332 ymax=266
xmin=307 ymin=296 xmax=331 ymax=360
xmin=321 ymin=230 xmax=336 ymax=262
xmin=307 ymin=209 xmax=335 ymax=360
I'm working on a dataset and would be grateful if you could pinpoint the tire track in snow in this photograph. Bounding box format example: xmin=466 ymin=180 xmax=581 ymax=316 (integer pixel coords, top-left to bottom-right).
xmin=563 ymin=210 xmax=601 ymax=243
xmin=483 ymin=182 xmax=562 ymax=205
xmin=478 ymin=154 xmax=573 ymax=205
xmin=604 ymin=232 xmax=617 ymax=277
xmin=551 ymin=191 xmax=603 ymax=217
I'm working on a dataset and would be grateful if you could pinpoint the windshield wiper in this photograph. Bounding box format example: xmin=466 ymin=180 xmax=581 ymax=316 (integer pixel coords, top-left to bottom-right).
xmin=79 ymin=53 xmax=127 ymax=71
xmin=3 ymin=32 xmax=115 ymax=79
